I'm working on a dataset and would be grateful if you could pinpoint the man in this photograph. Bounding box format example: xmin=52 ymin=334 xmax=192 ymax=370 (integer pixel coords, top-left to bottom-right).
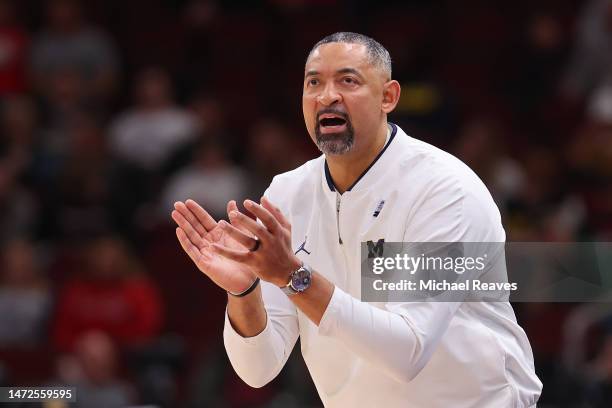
xmin=172 ymin=32 xmax=542 ymax=407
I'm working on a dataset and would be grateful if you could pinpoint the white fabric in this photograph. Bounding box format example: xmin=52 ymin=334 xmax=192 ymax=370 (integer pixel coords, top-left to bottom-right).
xmin=224 ymin=124 xmax=542 ymax=407
xmin=110 ymin=108 xmax=198 ymax=170
xmin=161 ymin=166 xmax=249 ymax=218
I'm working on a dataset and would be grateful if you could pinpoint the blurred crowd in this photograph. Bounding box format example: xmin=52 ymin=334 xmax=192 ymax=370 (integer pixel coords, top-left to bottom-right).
xmin=0 ymin=0 xmax=611 ymax=407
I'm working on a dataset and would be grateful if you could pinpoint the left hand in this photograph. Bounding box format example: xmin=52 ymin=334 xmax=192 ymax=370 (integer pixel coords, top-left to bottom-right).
xmin=212 ymin=196 xmax=302 ymax=287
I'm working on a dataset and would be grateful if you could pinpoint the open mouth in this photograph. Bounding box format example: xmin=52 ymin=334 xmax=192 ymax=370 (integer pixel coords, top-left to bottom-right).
xmin=318 ymin=113 xmax=348 ymax=133
xmin=319 ymin=117 xmax=347 ymax=127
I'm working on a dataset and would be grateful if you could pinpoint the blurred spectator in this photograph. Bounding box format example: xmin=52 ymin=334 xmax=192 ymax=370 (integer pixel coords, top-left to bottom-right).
xmin=539 ymin=195 xmax=587 ymax=241
xmin=0 ymin=96 xmax=37 ymax=242
xmin=52 ymin=236 xmax=163 ymax=351
xmin=452 ymin=117 xmax=526 ymax=212
xmin=245 ymin=118 xmax=301 ymax=197
xmin=55 ymin=331 xmax=134 ymax=408
xmin=124 ymin=334 xmax=186 ymax=408
xmin=565 ymin=118 xmax=612 ymax=238
xmin=582 ymin=333 xmax=612 ymax=407
xmin=505 ymin=147 xmax=571 ymax=241
xmin=160 ymin=141 xmax=249 ymax=220
xmin=30 ymin=0 xmax=118 ymax=102
xmin=0 ymin=175 xmax=36 ymax=242
xmin=561 ymin=304 xmax=612 ymax=407
xmin=508 ymin=13 xmax=567 ymax=122
xmin=37 ymin=67 xmax=92 ymax=142
xmin=589 ymin=81 xmax=612 ymax=122
xmin=1 ymin=95 xmax=37 ymax=178
xmin=0 ymin=240 xmax=50 ymax=347
xmin=0 ymin=0 xmax=28 ymax=94
xmin=189 ymin=93 xmax=228 ymax=140
xmin=176 ymin=0 xmax=217 ymax=93
xmin=0 ymin=95 xmax=38 ymax=241
xmin=37 ymin=114 xmax=114 ymax=239
xmin=562 ymin=0 xmax=612 ymax=101
xmin=109 ymin=66 xmax=199 ymax=172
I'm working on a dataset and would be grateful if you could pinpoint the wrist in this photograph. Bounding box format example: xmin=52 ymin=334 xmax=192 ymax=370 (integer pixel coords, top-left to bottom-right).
xmin=228 ymin=276 xmax=260 ymax=297
xmin=276 ymin=256 xmax=303 ymax=288
xmin=281 ymin=262 xmax=313 ymax=296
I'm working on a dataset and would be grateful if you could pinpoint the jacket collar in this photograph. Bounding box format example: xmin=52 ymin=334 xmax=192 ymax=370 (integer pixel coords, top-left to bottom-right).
xmin=323 ymin=122 xmax=399 ymax=193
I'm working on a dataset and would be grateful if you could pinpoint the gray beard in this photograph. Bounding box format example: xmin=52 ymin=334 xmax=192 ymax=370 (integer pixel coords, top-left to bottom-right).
xmin=315 ymin=126 xmax=354 ymax=155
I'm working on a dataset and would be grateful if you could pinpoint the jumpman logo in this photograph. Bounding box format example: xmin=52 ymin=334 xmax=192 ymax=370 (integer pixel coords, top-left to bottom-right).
xmin=295 ymin=236 xmax=311 ymax=255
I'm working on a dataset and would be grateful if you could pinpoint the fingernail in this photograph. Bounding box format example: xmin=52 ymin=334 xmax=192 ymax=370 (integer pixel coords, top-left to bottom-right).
xmin=244 ymin=200 xmax=253 ymax=207
xmin=230 ymin=211 xmax=238 ymax=218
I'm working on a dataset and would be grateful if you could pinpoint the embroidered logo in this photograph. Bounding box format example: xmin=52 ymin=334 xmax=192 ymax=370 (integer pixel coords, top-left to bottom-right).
xmin=367 ymin=239 xmax=385 ymax=258
xmin=295 ymin=236 xmax=311 ymax=255
xmin=373 ymin=200 xmax=385 ymax=217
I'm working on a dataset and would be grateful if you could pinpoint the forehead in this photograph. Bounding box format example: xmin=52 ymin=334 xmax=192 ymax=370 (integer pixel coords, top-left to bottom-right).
xmin=305 ymin=42 xmax=371 ymax=74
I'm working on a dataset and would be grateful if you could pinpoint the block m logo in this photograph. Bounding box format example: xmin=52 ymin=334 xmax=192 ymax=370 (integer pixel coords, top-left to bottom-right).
xmin=367 ymin=239 xmax=385 ymax=258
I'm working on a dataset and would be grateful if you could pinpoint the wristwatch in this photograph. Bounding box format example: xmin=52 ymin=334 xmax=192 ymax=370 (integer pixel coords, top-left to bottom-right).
xmin=281 ymin=263 xmax=313 ymax=295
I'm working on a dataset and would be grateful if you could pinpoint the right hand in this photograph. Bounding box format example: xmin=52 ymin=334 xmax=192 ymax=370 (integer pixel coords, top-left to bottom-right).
xmin=171 ymin=199 xmax=257 ymax=294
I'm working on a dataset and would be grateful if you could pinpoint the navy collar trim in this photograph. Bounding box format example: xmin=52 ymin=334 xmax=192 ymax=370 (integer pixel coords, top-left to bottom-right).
xmin=324 ymin=123 xmax=398 ymax=192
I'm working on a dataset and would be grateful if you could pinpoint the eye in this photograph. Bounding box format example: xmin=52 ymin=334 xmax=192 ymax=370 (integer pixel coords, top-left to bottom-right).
xmin=307 ymin=78 xmax=319 ymax=86
xmin=342 ymin=76 xmax=357 ymax=85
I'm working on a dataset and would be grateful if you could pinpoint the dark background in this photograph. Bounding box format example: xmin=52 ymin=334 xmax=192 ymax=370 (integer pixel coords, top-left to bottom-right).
xmin=1 ymin=0 xmax=612 ymax=406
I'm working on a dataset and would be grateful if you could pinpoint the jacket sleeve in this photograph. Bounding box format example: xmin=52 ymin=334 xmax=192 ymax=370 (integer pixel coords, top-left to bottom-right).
xmin=223 ymin=178 xmax=300 ymax=388
xmin=223 ymin=280 xmax=299 ymax=388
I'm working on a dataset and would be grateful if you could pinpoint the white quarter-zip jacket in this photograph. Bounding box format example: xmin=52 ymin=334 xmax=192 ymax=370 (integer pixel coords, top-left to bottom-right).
xmin=223 ymin=124 xmax=542 ymax=407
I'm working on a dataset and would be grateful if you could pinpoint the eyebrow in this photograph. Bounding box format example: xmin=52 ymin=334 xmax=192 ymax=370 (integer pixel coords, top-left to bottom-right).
xmin=304 ymin=67 xmax=365 ymax=80
xmin=337 ymin=68 xmax=364 ymax=80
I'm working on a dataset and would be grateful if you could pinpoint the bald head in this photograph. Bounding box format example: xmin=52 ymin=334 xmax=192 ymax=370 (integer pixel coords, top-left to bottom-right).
xmin=307 ymin=32 xmax=392 ymax=80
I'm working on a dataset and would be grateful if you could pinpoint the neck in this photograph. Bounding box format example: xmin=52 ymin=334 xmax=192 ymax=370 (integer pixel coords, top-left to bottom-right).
xmin=326 ymin=122 xmax=389 ymax=193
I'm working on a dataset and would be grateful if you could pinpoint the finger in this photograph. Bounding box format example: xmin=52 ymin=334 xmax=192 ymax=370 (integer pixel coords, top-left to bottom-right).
xmin=244 ymin=199 xmax=280 ymax=234
xmin=227 ymin=201 xmax=256 ymax=239
xmin=227 ymin=201 xmax=248 ymax=228
xmin=229 ymin=209 xmax=271 ymax=240
xmin=219 ymin=220 xmax=257 ymax=249
xmin=212 ymin=242 xmax=250 ymax=263
xmin=228 ymin=199 xmax=257 ymax=220
xmin=172 ymin=210 xmax=207 ymax=248
xmin=176 ymin=227 xmax=205 ymax=265
xmin=185 ymin=199 xmax=217 ymax=231
xmin=261 ymin=196 xmax=291 ymax=230
xmin=227 ymin=200 xmax=239 ymax=217
xmin=174 ymin=201 xmax=208 ymax=237
xmin=239 ymin=201 xmax=257 ymax=221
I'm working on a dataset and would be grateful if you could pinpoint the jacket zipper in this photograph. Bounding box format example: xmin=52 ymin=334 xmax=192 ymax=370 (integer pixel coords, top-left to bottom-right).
xmin=336 ymin=193 xmax=343 ymax=244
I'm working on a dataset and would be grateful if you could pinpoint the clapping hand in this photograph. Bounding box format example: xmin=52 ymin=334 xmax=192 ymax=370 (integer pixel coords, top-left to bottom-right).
xmin=172 ymin=199 xmax=257 ymax=294
xmin=212 ymin=197 xmax=302 ymax=288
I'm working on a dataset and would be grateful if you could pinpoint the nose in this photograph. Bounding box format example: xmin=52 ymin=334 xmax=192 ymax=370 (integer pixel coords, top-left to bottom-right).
xmin=317 ymin=82 xmax=342 ymax=106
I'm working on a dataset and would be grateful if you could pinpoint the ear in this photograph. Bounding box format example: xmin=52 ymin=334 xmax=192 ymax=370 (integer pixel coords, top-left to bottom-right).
xmin=381 ymin=80 xmax=401 ymax=114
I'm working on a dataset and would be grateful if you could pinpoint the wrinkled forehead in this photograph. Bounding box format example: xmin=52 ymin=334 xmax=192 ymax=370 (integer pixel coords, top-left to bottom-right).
xmin=305 ymin=42 xmax=372 ymax=75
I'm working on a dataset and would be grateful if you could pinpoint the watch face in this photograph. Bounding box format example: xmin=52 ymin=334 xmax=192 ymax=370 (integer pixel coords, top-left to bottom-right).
xmin=291 ymin=267 xmax=311 ymax=292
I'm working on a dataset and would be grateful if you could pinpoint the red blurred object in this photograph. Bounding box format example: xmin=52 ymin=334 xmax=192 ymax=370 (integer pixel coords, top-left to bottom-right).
xmin=52 ymin=276 xmax=163 ymax=352
xmin=0 ymin=25 xmax=28 ymax=94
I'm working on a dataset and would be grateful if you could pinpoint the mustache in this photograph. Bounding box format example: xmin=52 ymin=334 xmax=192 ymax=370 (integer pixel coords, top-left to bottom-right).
xmin=316 ymin=108 xmax=350 ymax=123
